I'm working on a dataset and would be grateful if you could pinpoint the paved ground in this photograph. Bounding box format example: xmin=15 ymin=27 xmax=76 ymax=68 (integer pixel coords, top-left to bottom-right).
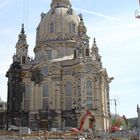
xmin=0 ymin=136 xmax=139 ymax=140
xmin=0 ymin=130 xmax=139 ymax=140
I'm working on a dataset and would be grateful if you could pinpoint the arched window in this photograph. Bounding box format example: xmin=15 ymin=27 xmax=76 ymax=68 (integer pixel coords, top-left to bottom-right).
xmin=47 ymin=50 xmax=52 ymax=60
xmin=22 ymin=56 xmax=26 ymax=64
xmin=69 ymin=23 xmax=76 ymax=33
xmin=65 ymin=81 xmax=72 ymax=110
xmin=86 ymin=48 xmax=89 ymax=56
xmin=65 ymin=81 xmax=72 ymax=96
xmin=43 ymin=83 xmax=49 ymax=110
xmin=43 ymin=83 xmax=49 ymax=97
xmin=86 ymin=80 xmax=93 ymax=95
xmin=24 ymin=84 xmax=31 ymax=111
xmin=86 ymin=80 xmax=93 ymax=109
xmin=49 ymin=22 xmax=55 ymax=33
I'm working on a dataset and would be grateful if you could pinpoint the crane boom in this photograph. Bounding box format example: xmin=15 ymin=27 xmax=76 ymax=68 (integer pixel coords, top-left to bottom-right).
xmin=78 ymin=110 xmax=95 ymax=131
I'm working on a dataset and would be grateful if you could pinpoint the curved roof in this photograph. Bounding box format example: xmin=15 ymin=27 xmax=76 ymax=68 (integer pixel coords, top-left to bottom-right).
xmin=35 ymin=0 xmax=80 ymax=48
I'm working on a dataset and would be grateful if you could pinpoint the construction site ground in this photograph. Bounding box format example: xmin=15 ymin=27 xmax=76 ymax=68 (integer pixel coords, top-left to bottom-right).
xmin=0 ymin=130 xmax=139 ymax=140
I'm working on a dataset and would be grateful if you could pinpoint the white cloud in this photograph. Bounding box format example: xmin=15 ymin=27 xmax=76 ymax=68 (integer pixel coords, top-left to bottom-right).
xmin=0 ymin=0 xmax=13 ymax=10
xmin=73 ymin=7 xmax=123 ymax=21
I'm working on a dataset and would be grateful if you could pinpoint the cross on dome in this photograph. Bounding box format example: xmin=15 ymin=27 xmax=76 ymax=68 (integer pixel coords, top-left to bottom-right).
xmin=21 ymin=24 xmax=25 ymax=34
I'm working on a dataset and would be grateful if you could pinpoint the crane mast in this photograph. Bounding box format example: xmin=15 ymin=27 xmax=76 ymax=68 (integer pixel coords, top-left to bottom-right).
xmin=110 ymin=98 xmax=118 ymax=118
xmin=135 ymin=0 xmax=140 ymax=18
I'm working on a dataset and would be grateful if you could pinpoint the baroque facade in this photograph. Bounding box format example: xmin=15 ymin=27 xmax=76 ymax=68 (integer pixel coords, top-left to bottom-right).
xmin=6 ymin=0 xmax=112 ymax=131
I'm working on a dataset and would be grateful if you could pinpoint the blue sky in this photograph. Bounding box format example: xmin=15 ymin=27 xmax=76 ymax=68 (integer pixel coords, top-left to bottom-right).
xmin=0 ymin=0 xmax=140 ymax=118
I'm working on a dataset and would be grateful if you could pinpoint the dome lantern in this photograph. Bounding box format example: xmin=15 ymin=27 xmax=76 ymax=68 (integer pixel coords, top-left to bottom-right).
xmin=51 ymin=0 xmax=71 ymax=9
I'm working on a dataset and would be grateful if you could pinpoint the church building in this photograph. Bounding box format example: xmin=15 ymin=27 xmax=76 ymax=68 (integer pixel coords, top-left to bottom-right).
xmin=6 ymin=0 xmax=112 ymax=131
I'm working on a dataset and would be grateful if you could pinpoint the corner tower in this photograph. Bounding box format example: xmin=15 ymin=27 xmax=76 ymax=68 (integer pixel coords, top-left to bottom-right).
xmin=15 ymin=24 xmax=29 ymax=64
xmin=6 ymin=25 xmax=30 ymax=129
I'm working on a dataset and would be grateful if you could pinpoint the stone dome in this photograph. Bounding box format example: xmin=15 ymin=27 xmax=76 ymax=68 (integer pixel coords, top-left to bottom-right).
xmin=36 ymin=0 xmax=80 ymax=46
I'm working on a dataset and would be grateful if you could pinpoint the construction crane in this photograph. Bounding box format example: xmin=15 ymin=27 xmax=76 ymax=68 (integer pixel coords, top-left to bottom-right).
xmin=135 ymin=0 xmax=140 ymax=18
